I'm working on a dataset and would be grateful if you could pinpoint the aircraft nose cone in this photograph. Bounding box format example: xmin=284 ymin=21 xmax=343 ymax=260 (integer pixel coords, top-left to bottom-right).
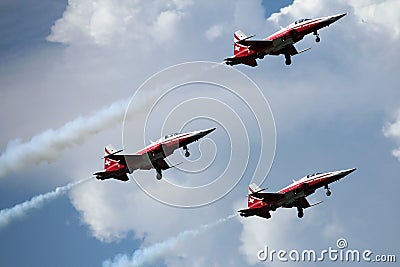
xmin=329 ymin=12 xmax=347 ymax=23
xmin=199 ymin=127 xmax=216 ymax=137
xmin=194 ymin=127 xmax=216 ymax=139
xmin=336 ymin=168 xmax=356 ymax=178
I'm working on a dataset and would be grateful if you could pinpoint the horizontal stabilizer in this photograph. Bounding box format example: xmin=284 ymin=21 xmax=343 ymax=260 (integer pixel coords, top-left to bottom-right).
xmin=225 ymin=57 xmax=258 ymax=67
xmin=238 ymin=206 xmax=270 ymax=219
xmin=94 ymin=171 xmax=129 ymax=182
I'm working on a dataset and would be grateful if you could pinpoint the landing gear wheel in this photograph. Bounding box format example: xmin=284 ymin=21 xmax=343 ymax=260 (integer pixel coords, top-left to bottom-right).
xmin=183 ymin=145 xmax=190 ymax=157
xmin=156 ymin=171 xmax=162 ymax=180
xmin=269 ymin=204 xmax=277 ymax=211
xmin=258 ymin=52 xmax=265 ymax=59
xmin=324 ymin=185 xmax=331 ymax=196
xmin=297 ymin=207 xmax=304 ymax=218
xmin=298 ymin=210 xmax=304 ymax=218
xmin=285 ymin=54 xmax=291 ymax=65
xmin=313 ymin=31 xmax=320 ymax=43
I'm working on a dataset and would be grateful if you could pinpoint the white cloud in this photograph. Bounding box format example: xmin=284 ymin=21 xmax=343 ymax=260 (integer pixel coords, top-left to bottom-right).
xmin=2 ymin=0 xmax=400 ymax=266
xmin=235 ymin=0 xmax=400 ymax=266
xmin=383 ymin=111 xmax=400 ymax=160
xmin=348 ymin=0 xmax=400 ymax=38
xmin=268 ymin=0 xmax=400 ymax=39
xmin=47 ymin=0 xmax=190 ymax=47
xmin=55 ymin=0 xmax=399 ymax=265
xmin=205 ymin=24 xmax=225 ymax=41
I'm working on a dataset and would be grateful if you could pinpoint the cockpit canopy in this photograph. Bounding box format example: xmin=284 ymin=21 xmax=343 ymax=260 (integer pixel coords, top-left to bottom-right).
xmin=294 ymin=18 xmax=311 ymax=25
xmin=162 ymin=133 xmax=181 ymax=140
xmin=306 ymin=172 xmax=322 ymax=178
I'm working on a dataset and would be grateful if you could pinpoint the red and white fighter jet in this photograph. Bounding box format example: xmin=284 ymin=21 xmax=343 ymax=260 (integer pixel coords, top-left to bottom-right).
xmin=239 ymin=168 xmax=356 ymax=219
xmin=94 ymin=128 xmax=216 ymax=181
xmin=225 ymin=13 xmax=346 ymax=66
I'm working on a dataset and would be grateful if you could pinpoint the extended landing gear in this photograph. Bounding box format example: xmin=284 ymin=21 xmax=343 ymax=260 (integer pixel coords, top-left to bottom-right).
xmin=325 ymin=185 xmax=331 ymax=196
xmin=257 ymin=52 xmax=265 ymax=59
xmin=263 ymin=211 xmax=271 ymax=219
xmin=269 ymin=203 xmax=277 ymax=212
xmin=297 ymin=206 xmax=304 ymax=218
xmin=183 ymin=145 xmax=190 ymax=158
xmin=285 ymin=54 xmax=292 ymax=65
xmin=314 ymin=31 xmax=320 ymax=43
xmin=156 ymin=169 xmax=162 ymax=180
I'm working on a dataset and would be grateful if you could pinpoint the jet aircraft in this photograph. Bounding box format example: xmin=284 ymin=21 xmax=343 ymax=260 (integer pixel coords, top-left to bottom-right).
xmin=94 ymin=128 xmax=216 ymax=181
xmin=239 ymin=168 xmax=356 ymax=219
xmin=225 ymin=13 xmax=346 ymax=66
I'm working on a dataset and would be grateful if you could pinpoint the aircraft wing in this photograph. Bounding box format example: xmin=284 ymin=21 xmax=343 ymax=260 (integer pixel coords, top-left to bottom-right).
xmin=270 ymin=43 xmax=299 ymax=56
xmin=285 ymin=44 xmax=299 ymax=55
xmin=105 ymin=153 xmax=173 ymax=171
xmin=225 ymin=56 xmax=258 ymax=67
xmin=250 ymin=192 xmax=285 ymax=202
xmin=93 ymin=170 xmax=130 ymax=182
xmin=238 ymin=206 xmax=269 ymax=218
xmin=236 ymin=39 xmax=273 ymax=51
xmin=296 ymin=197 xmax=311 ymax=209
xmin=153 ymin=158 xmax=171 ymax=170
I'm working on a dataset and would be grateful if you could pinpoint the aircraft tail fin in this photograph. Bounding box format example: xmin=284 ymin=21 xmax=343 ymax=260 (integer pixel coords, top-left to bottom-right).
xmin=233 ymin=30 xmax=249 ymax=56
xmin=104 ymin=144 xmax=126 ymax=172
xmin=248 ymin=183 xmax=264 ymax=209
xmin=249 ymin=183 xmax=261 ymax=194
xmin=234 ymin=30 xmax=248 ymax=42
xmin=105 ymin=144 xmax=118 ymax=156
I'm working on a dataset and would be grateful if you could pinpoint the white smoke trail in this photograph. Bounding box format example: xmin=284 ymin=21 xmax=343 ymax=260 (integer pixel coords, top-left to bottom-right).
xmin=0 ymin=88 xmax=160 ymax=178
xmin=102 ymin=213 xmax=237 ymax=267
xmin=0 ymin=62 xmax=221 ymax=179
xmin=0 ymin=177 xmax=92 ymax=229
xmin=0 ymin=100 xmax=127 ymax=178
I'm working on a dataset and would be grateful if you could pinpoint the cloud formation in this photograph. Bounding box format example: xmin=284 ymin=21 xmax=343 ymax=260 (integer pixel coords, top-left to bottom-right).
xmin=45 ymin=3 xmax=400 ymax=267
xmin=383 ymin=111 xmax=400 ymax=160
xmin=47 ymin=0 xmax=190 ymax=46
xmin=2 ymin=0 xmax=398 ymax=266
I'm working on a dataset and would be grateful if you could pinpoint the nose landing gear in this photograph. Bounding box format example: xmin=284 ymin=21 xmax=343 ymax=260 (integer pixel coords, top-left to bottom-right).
xmin=314 ymin=31 xmax=321 ymax=43
xmin=325 ymin=185 xmax=331 ymax=196
xmin=183 ymin=145 xmax=190 ymax=158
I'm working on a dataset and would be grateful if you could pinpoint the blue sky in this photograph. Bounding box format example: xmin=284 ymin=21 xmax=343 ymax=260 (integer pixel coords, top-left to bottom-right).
xmin=1 ymin=0 xmax=400 ymax=266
